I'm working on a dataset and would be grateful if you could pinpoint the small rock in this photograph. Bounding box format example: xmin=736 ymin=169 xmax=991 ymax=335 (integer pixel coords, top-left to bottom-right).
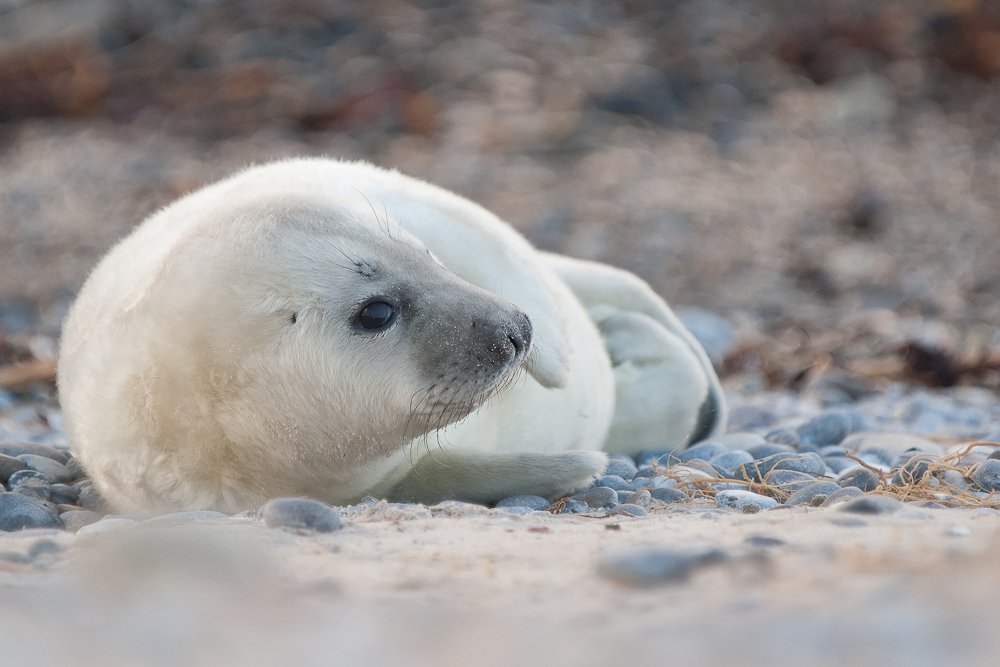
xmin=626 ymin=477 xmax=654 ymax=491
xmin=60 ymin=510 xmax=103 ymax=532
xmin=947 ymin=525 xmax=971 ymax=537
xmin=77 ymin=484 xmax=112 ymax=514
xmin=604 ymin=458 xmax=637 ymax=479
xmin=819 ymin=486 xmax=865 ymax=507
xmin=0 ymin=442 xmax=69 ymax=465
xmin=738 ymin=452 xmax=825 ymax=481
xmin=49 ymin=484 xmax=79 ymax=506
xmin=838 ymin=495 xmax=904 ymax=515
xmin=824 ymin=457 xmax=858 ymax=475
xmin=970 ymin=459 xmax=1000 ymax=492
xmin=0 ymin=454 xmax=26 ymax=484
xmin=556 ymin=499 xmax=588 ymax=514
xmin=593 ymin=475 xmax=629 ymax=491
xmin=820 ymin=446 xmax=849 ymax=458
xmin=936 ymin=469 xmax=967 ymax=491
xmin=635 ymin=448 xmax=683 ymax=468
xmin=597 ymin=548 xmax=726 ymax=587
xmin=797 ymin=411 xmax=853 ymax=446
xmin=709 ymin=450 xmax=754 ymax=473
xmin=260 ymin=498 xmax=341 ymax=533
xmin=17 ymin=455 xmax=73 ymax=484
xmin=0 ymin=492 xmax=64 ymax=531
xmin=841 ymin=433 xmax=944 ymax=457
xmin=634 ymin=467 xmax=659 ymax=479
xmin=571 ymin=486 xmax=619 ymax=509
xmin=763 ymin=428 xmax=800 ymax=448
xmin=620 ymin=489 xmax=653 ymax=509
xmin=766 ymin=469 xmax=821 ymax=492
xmin=679 ymin=442 xmax=728 ymax=463
xmin=7 ymin=470 xmax=48 ymax=487
xmin=64 ymin=456 xmax=87 ymax=481
xmin=610 ymin=503 xmax=648 ymax=517
xmin=649 ymin=487 xmax=687 ymax=504
xmin=495 ymin=495 xmax=550 ymax=511
xmin=784 ymin=481 xmax=842 ymax=506
xmin=715 ymin=490 xmax=778 ymax=512
xmin=857 ymin=448 xmax=893 ymax=467
xmin=838 ymin=467 xmax=881 ymax=492
xmin=748 ymin=442 xmax=796 ymax=459
xmin=891 ymin=454 xmax=938 ymax=486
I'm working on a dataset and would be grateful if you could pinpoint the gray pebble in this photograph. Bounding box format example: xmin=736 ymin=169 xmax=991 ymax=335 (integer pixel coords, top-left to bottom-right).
xmin=634 ymin=467 xmax=659 ymax=479
xmin=77 ymin=484 xmax=112 ymax=514
xmin=891 ymin=454 xmax=937 ymax=486
xmin=838 ymin=495 xmax=904 ymax=515
xmin=823 ymin=456 xmax=858 ymax=474
xmin=610 ymin=503 xmax=648 ymax=517
xmin=784 ymin=481 xmax=842 ymax=506
xmin=604 ymin=458 xmax=637 ymax=479
xmin=747 ymin=442 xmax=796 ymax=459
xmin=597 ymin=548 xmax=726 ymax=587
xmin=842 ymin=433 xmax=944 ymax=458
xmin=820 ymin=445 xmax=848 ymax=457
xmin=49 ymin=484 xmax=79 ymax=506
xmin=715 ymin=490 xmax=778 ymax=512
xmin=260 ymin=498 xmax=341 ymax=533
xmin=679 ymin=442 xmax=728 ymax=463
xmin=495 ymin=495 xmax=550 ymax=511
xmin=649 ymin=487 xmax=688 ymax=504
xmin=970 ymin=459 xmax=1000 ymax=492
xmin=0 ymin=492 xmax=64 ymax=531
xmin=626 ymin=477 xmax=653 ymax=491
xmin=0 ymin=442 xmax=69 ymax=465
xmin=936 ymin=469 xmax=967 ymax=491
xmin=7 ymin=469 xmax=48 ymax=487
xmin=738 ymin=452 xmax=825 ymax=481
xmin=571 ymin=486 xmax=619 ymax=509
xmin=763 ymin=428 xmax=800 ymax=448
xmin=593 ymin=475 xmax=629 ymax=491
xmin=709 ymin=450 xmax=754 ymax=472
xmin=838 ymin=467 xmax=881 ymax=492
xmin=0 ymin=454 xmax=26 ymax=484
xmin=64 ymin=456 xmax=87 ymax=481
xmin=797 ymin=411 xmax=853 ymax=447
xmin=17 ymin=454 xmax=73 ymax=484
xmin=635 ymin=448 xmax=682 ymax=468
xmin=857 ymin=448 xmax=894 ymax=467
xmin=59 ymin=510 xmax=103 ymax=532
xmin=557 ymin=499 xmax=589 ymax=514
xmin=765 ymin=469 xmax=821 ymax=492
xmin=620 ymin=490 xmax=653 ymax=509
xmin=819 ymin=486 xmax=865 ymax=507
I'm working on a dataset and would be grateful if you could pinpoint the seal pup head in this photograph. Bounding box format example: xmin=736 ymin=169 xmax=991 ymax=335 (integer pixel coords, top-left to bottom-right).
xmin=59 ymin=188 xmax=533 ymax=513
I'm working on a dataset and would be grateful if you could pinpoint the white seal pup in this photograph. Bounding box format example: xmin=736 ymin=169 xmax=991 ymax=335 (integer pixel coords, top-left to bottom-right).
xmin=58 ymin=158 xmax=726 ymax=513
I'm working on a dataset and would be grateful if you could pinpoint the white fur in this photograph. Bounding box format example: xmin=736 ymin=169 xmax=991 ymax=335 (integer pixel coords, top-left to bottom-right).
xmin=58 ymin=158 xmax=725 ymax=513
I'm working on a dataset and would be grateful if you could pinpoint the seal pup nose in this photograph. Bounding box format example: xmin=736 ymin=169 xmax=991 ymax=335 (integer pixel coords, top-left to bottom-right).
xmin=507 ymin=311 xmax=533 ymax=359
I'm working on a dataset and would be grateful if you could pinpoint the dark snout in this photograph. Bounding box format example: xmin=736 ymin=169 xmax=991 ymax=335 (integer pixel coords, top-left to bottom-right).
xmin=503 ymin=309 xmax=533 ymax=364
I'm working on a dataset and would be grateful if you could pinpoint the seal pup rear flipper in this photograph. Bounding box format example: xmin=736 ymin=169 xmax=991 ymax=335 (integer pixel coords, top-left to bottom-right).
xmin=541 ymin=253 xmax=727 ymax=456
xmin=383 ymin=450 xmax=608 ymax=505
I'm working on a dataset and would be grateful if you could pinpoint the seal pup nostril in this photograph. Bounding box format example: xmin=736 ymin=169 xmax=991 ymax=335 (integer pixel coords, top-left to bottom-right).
xmin=505 ymin=311 xmax=532 ymax=360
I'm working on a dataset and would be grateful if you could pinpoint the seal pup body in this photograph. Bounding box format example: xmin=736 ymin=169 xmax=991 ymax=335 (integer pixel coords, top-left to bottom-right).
xmin=58 ymin=158 xmax=725 ymax=513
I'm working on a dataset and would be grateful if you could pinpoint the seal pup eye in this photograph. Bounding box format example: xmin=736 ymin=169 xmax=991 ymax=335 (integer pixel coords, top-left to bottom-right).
xmin=355 ymin=298 xmax=398 ymax=331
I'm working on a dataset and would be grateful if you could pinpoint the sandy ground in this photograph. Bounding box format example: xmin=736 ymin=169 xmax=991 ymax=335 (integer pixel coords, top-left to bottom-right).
xmin=2 ymin=503 xmax=999 ymax=666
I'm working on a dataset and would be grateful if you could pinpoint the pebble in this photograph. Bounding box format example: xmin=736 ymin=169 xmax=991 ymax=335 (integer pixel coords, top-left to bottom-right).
xmin=970 ymin=459 xmax=1000 ymax=492
xmin=784 ymin=481 xmax=842 ymax=506
xmin=649 ymin=488 xmax=688 ymax=504
xmin=59 ymin=509 xmax=103 ymax=532
xmin=724 ymin=405 xmax=779 ymax=432
xmin=0 ymin=492 xmax=64 ymax=531
xmin=557 ymin=499 xmax=589 ymax=514
xmin=495 ymin=495 xmax=550 ymax=511
xmin=715 ymin=490 xmax=779 ymax=512
xmin=17 ymin=454 xmax=73 ymax=484
xmin=259 ymin=498 xmax=341 ymax=533
xmin=823 ymin=457 xmax=857 ymax=474
xmin=841 ymin=433 xmax=944 ymax=457
xmin=0 ymin=454 xmax=26 ymax=484
xmin=571 ymin=486 xmax=619 ymax=509
xmin=49 ymin=484 xmax=79 ymax=506
xmin=937 ymin=469 xmax=967 ymax=491
xmin=738 ymin=452 xmax=826 ymax=481
xmin=838 ymin=495 xmax=904 ymax=515
xmin=679 ymin=441 xmax=728 ymax=463
xmin=592 ymin=475 xmax=629 ymax=491
xmin=77 ymin=484 xmax=112 ymax=514
xmin=626 ymin=477 xmax=654 ymax=491
xmin=597 ymin=548 xmax=727 ymax=587
xmin=891 ymin=454 xmax=937 ymax=486
xmin=765 ymin=469 xmax=821 ymax=492
xmin=763 ymin=428 xmax=800 ymax=448
xmin=947 ymin=525 xmax=971 ymax=537
xmin=604 ymin=458 xmax=637 ymax=479
xmin=65 ymin=456 xmax=87 ymax=480
xmin=635 ymin=448 xmax=682 ymax=468
xmin=838 ymin=467 xmax=881 ymax=492
xmin=610 ymin=503 xmax=648 ymax=517
xmin=797 ymin=411 xmax=853 ymax=447
xmin=709 ymin=450 xmax=754 ymax=473
xmin=819 ymin=486 xmax=865 ymax=507
xmin=620 ymin=490 xmax=653 ymax=509
xmin=747 ymin=442 xmax=796 ymax=460
xmin=856 ymin=448 xmax=894 ymax=467
xmin=0 ymin=442 xmax=69 ymax=465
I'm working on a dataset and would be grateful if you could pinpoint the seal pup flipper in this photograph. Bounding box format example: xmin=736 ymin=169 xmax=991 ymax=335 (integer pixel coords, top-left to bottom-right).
xmin=541 ymin=253 xmax=727 ymax=454
xmin=384 ymin=450 xmax=608 ymax=505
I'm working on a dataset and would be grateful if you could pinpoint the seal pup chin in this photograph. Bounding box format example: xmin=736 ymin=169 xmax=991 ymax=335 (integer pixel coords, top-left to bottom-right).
xmin=58 ymin=158 xmax=725 ymax=513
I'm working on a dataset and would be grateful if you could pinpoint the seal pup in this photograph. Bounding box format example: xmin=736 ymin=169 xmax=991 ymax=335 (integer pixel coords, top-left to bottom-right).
xmin=58 ymin=158 xmax=725 ymax=513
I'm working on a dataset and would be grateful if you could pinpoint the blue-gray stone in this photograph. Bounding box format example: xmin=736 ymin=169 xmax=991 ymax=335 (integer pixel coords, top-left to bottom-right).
xmin=17 ymin=455 xmax=73 ymax=484
xmin=260 ymin=498 xmax=341 ymax=533
xmin=971 ymin=459 xmax=1000 ymax=492
xmin=715 ymin=490 xmax=778 ymax=512
xmin=65 ymin=456 xmax=87 ymax=481
xmin=838 ymin=495 xmax=903 ymax=515
xmin=766 ymin=469 xmax=822 ymax=492
xmin=679 ymin=442 xmax=728 ymax=463
xmin=620 ymin=490 xmax=652 ymax=509
xmin=634 ymin=467 xmax=659 ymax=479
xmin=0 ymin=442 xmax=68 ymax=465
xmin=748 ymin=443 xmax=796 ymax=460
xmin=724 ymin=405 xmax=779 ymax=432
xmin=49 ymin=484 xmax=79 ymax=506
xmin=738 ymin=452 xmax=825 ymax=481
xmin=857 ymin=448 xmax=893 ymax=467
xmin=820 ymin=446 xmax=848 ymax=458
xmin=891 ymin=454 xmax=937 ymax=486
xmin=764 ymin=428 xmax=800 ymax=448
xmin=611 ymin=503 xmax=648 ymax=516
xmin=797 ymin=411 xmax=853 ymax=447
xmin=838 ymin=467 xmax=881 ymax=492
xmin=709 ymin=450 xmax=754 ymax=474
xmin=635 ymin=449 xmax=682 ymax=468
xmin=0 ymin=492 xmax=64 ymax=531
xmin=571 ymin=486 xmax=619 ymax=508
xmin=7 ymin=470 xmax=48 ymax=488
xmin=0 ymin=454 xmax=26 ymax=485
xmin=649 ymin=487 xmax=687 ymax=504
xmin=559 ymin=499 xmax=588 ymax=514
xmin=824 ymin=456 xmax=858 ymax=475
xmin=495 ymin=495 xmax=550 ymax=511
xmin=598 ymin=548 xmax=726 ymax=586
xmin=819 ymin=486 xmax=865 ymax=507
xmin=627 ymin=477 xmax=654 ymax=491
xmin=593 ymin=475 xmax=629 ymax=491
xmin=604 ymin=458 xmax=637 ymax=479
xmin=784 ymin=481 xmax=842 ymax=506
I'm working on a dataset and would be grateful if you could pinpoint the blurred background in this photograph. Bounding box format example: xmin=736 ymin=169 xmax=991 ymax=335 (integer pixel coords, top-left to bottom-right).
xmin=1 ymin=0 xmax=999 ymax=398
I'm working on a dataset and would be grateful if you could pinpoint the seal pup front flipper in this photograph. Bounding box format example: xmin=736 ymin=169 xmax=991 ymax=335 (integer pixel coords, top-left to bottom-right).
xmin=541 ymin=253 xmax=727 ymax=456
xmin=382 ymin=450 xmax=608 ymax=505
